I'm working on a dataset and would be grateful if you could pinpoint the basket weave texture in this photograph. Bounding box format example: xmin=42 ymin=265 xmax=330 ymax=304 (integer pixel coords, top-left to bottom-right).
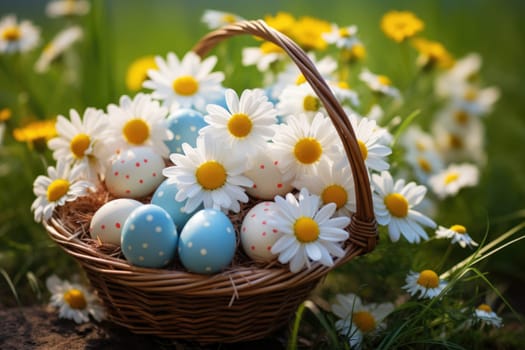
xmin=44 ymin=19 xmax=378 ymax=344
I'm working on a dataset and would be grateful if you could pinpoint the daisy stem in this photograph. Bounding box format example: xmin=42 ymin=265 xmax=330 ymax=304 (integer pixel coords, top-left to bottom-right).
xmin=436 ymin=243 xmax=453 ymax=272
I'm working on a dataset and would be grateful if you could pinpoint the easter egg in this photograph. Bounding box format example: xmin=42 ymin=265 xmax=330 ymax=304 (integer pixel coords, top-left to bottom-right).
xmin=151 ymin=179 xmax=201 ymax=231
xmin=89 ymin=198 xmax=143 ymax=245
xmin=240 ymin=201 xmax=283 ymax=262
xmin=178 ymin=209 xmax=236 ymax=274
xmin=121 ymin=204 xmax=178 ymax=268
xmin=105 ymin=146 xmax=165 ymax=199
xmin=244 ymin=151 xmax=293 ymax=199
xmin=165 ymin=108 xmax=207 ymax=154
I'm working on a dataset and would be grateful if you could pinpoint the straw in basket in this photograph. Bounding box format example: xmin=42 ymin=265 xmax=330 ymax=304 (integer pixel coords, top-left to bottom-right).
xmin=44 ymin=19 xmax=378 ymax=344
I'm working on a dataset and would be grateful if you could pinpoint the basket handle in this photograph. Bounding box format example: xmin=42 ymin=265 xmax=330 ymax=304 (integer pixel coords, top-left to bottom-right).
xmin=192 ymin=19 xmax=378 ymax=254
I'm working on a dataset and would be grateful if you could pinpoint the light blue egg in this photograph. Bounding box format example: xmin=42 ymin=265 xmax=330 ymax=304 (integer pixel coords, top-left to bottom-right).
xmin=165 ymin=108 xmax=207 ymax=154
xmin=151 ymin=179 xmax=201 ymax=231
xmin=178 ymin=209 xmax=236 ymax=274
xmin=207 ymin=88 xmax=228 ymax=109
xmin=121 ymin=204 xmax=178 ymax=268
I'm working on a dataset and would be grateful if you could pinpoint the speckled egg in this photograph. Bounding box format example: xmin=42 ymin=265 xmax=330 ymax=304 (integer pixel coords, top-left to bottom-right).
xmin=89 ymin=198 xmax=143 ymax=245
xmin=105 ymin=146 xmax=165 ymax=199
xmin=244 ymin=151 xmax=294 ymax=200
xmin=165 ymin=108 xmax=207 ymax=154
xmin=151 ymin=179 xmax=201 ymax=231
xmin=121 ymin=204 xmax=178 ymax=268
xmin=240 ymin=201 xmax=282 ymax=262
xmin=178 ymin=209 xmax=236 ymax=274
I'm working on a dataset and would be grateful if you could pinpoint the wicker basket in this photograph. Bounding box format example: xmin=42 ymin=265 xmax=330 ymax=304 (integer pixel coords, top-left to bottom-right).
xmin=44 ymin=19 xmax=378 ymax=344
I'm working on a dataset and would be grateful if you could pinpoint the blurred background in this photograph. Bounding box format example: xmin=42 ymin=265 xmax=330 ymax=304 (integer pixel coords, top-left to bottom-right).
xmin=0 ymin=0 xmax=524 ymax=317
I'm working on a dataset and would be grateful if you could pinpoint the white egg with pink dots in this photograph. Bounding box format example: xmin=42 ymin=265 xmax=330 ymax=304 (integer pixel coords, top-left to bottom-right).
xmin=89 ymin=198 xmax=143 ymax=245
xmin=105 ymin=146 xmax=165 ymax=199
xmin=244 ymin=152 xmax=293 ymax=200
xmin=240 ymin=201 xmax=283 ymax=262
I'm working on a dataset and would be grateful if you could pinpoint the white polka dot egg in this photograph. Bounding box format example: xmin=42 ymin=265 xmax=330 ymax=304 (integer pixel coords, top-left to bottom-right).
xmin=105 ymin=146 xmax=165 ymax=199
xmin=178 ymin=208 xmax=236 ymax=274
xmin=240 ymin=201 xmax=283 ymax=262
xmin=121 ymin=204 xmax=178 ymax=268
xmin=89 ymin=198 xmax=142 ymax=245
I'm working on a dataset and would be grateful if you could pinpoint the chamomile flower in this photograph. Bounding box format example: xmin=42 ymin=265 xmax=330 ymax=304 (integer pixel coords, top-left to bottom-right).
xmin=359 ymin=69 xmax=401 ymax=99
xmin=200 ymin=88 xmax=277 ymax=158
xmin=436 ymin=53 xmax=482 ymax=98
xmin=277 ymin=83 xmax=327 ymax=122
xmin=163 ymin=133 xmax=253 ymax=213
xmin=452 ymin=85 xmax=500 ymax=118
xmin=429 ymin=163 xmax=479 ymax=199
xmin=348 ymin=113 xmax=392 ymax=173
xmin=332 ymin=293 xmax=394 ymax=342
xmin=46 ymin=275 xmax=105 ymax=324
xmin=201 ymin=9 xmax=244 ymax=29
xmin=403 ymin=269 xmax=447 ymax=299
xmin=472 ymin=304 xmax=503 ymax=328
xmin=47 ymin=108 xmax=107 ymax=183
xmin=31 ymin=160 xmax=94 ymax=223
xmin=35 ymin=26 xmax=83 ymax=73
xmin=380 ymin=11 xmax=424 ymax=43
xmin=293 ymin=157 xmax=356 ymax=217
xmin=46 ymin=0 xmax=91 ymax=18
xmin=323 ymin=24 xmax=361 ymax=50
xmin=105 ymin=93 xmax=172 ymax=157
xmin=270 ymin=188 xmax=350 ymax=273
xmin=435 ymin=224 xmax=479 ymax=248
xmin=271 ymin=112 xmax=340 ymax=182
xmin=372 ymin=171 xmax=436 ymax=243
xmin=242 ymin=40 xmax=287 ymax=72
xmin=0 ymin=15 xmax=40 ymax=54
xmin=144 ymin=51 xmax=225 ymax=111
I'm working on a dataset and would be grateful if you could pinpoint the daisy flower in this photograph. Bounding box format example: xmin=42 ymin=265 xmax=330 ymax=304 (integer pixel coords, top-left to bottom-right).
xmin=105 ymin=93 xmax=172 ymax=157
xmin=270 ymin=188 xmax=350 ymax=273
xmin=322 ymin=24 xmax=361 ymax=50
xmin=242 ymin=40 xmax=287 ymax=72
xmin=452 ymin=85 xmax=500 ymax=118
xmin=293 ymin=157 xmax=356 ymax=217
xmin=332 ymin=293 xmax=394 ymax=344
xmin=201 ymin=9 xmax=244 ymax=29
xmin=359 ymin=69 xmax=401 ymax=99
xmin=31 ymin=159 xmax=94 ymax=222
xmin=46 ymin=275 xmax=105 ymax=324
xmin=35 ymin=26 xmax=83 ymax=73
xmin=403 ymin=269 xmax=447 ymax=299
xmin=144 ymin=51 xmax=225 ymax=111
xmin=472 ymin=304 xmax=503 ymax=328
xmin=380 ymin=11 xmax=424 ymax=43
xmin=47 ymin=107 xmax=107 ymax=183
xmin=348 ymin=113 xmax=392 ymax=173
xmin=429 ymin=163 xmax=479 ymax=199
xmin=271 ymin=112 xmax=340 ymax=182
xmin=0 ymin=14 xmax=40 ymax=54
xmin=277 ymin=83 xmax=328 ymax=123
xmin=200 ymin=88 xmax=277 ymax=158
xmin=163 ymin=133 xmax=253 ymax=213
xmin=435 ymin=53 xmax=482 ymax=98
xmin=435 ymin=224 xmax=479 ymax=248
xmin=372 ymin=171 xmax=436 ymax=243
xmin=46 ymin=0 xmax=90 ymax=18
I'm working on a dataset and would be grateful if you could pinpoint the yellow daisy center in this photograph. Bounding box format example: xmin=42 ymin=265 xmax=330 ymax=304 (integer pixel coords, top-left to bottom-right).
xmin=464 ymin=89 xmax=478 ymax=101
xmin=63 ymin=288 xmax=87 ymax=310
xmin=477 ymin=304 xmax=492 ymax=313
xmin=227 ymin=113 xmax=252 ymax=138
xmin=321 ymin=184 xmax=348 ymax=209
xmin=448 ymin=134 xmax=463 ymax=149
xmin=339 ymin=27 xmax=351 ymax=38
xmin=303 ymin=95 xmax=320 ymax=112
xmin=2 ymin=26 xmax=21 ymax=41
xmin=416 ymin=269 xmax=439 ymax=288
xmin=294 ymin=217 xmax=320 ymax=243
xmin=384 ymin=193 xmax=409 ymax=218
xmin=450 ymin=224 xmax=466 ymax=234
xmin=173 ymin=75 xmax=199 ymax=96
xmin=353 ymin=311 xmax=376 ymax=333
xmin=454 ymin=110 xmax=470 ymax=125
xmin=351 ymin=44 xmax=366 ymax=60
xmin=337 ymin=81 xmax=350 ymax=90
xmin=70 ymin=133 xmax=90 ymax=159
xmin=377 ymin=75 xmax=391 ymax=86
xmin=47 ymin=179 xmax=70 ymax=202
xmin=357 ymin=140 xmax=368 ymax=160
xmin=123 ymin=118 xmax=149 ymax=145
xmin=417 ymin=157 xmax=432 ymax=173
xmin=295 ymin=74 xmax=306 ymax=85
xmin=444 ymin=172 xmax=459 ymax=185
xmin=294 ymin=137 xmax=322 ymax=164
xmin=195 ymin=161 xmax=227 ymax=190
xmin=222 ymin=13 xmax=237 ymax=24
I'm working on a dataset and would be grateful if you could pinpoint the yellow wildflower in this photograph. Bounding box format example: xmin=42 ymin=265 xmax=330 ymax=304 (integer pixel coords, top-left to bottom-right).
xmin=412 ymin=38 xmax=454 ymax=69
xmin=125 ymin=55 xmax=157 ymax=91
xmin=290 ymin=16 xmax=331 ymax=51
xmin=381 ymin=11 xmax=424 ymax=43
xmin=264 ymin=12 xmax=296 ymax=38
xmin=0 ymin=108 xmax=12 ymax=122
xmin=13 ymin=119 xmax=56 ymax=151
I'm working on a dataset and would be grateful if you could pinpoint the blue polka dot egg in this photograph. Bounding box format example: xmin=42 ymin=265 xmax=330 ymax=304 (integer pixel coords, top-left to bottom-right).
xmin=121 ymin=204 xmax=178 ymax=268
xmin=165 ymin=108 xmax=207 ymax=154
xmin=178 ymin=209 xmax=236 ymax=274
